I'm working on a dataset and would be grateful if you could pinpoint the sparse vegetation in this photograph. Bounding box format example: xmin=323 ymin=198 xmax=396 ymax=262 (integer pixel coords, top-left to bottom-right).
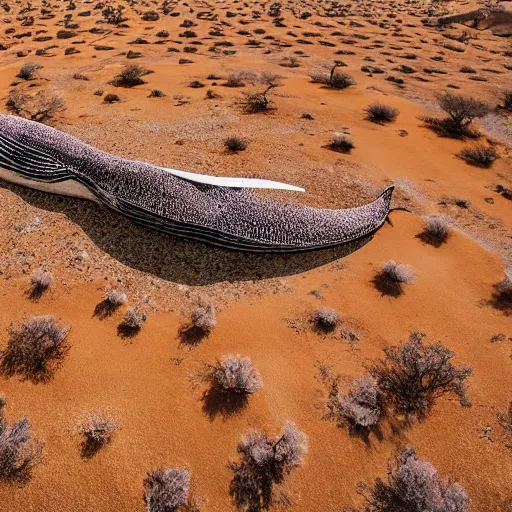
xmin=418 ymin=216 xmax=450 ymax=247
xmin=364 ymin=103 xmax=400 ymax=124
xmin=329 ymin=133 xmax=355 ymax=153
xmin=0 ymin=397 xmax=43 ymax=483
xmin=229 ymin=422 xmax=308 ymax=512
xmin=311 ymin=63 xmax=355 ymax=89
xmin=0 ymin=316 xmax=70 ymax=383
xmin=501 ymin=90 xmax=512 ymax=111
xmin=118 ymin=307 xmax=146 ymax=336
xmin=369 ymin=332 xmax=472 ymax=418
xmin=311 ymin=306 xmax=340 ymax=333
xmin=148 ymin=89 xmax=165 ymax=98
xmin=457 ymin=145 xmax=499 ymax=168
xmin=111 ymin=64 xmax=152 ymax=87
xmin=373 ymin=260 xmax=415 ymax=297
xmin=224 ymin=136 xmax=248 ymax=152
xmin=6 ymin=90 xmax=66 ymax=123
xmin=94 ymin=287 xmax=127 ymax=318
xmin=78 ymin=413 xmax=120 ymax=458
xmin=29 ymin=268 xmax=53 ymax=297
xmin=191 ymin=303 xmax=216 ymax=335
xmin=144 ymin=468 xmax=191 ymax=512
xmin=103 ymin=93 xmax=120 ymax=103
xmin=225 ymin=71 xmax=257 ymax=87
xmin=491 ymin=269 xmax=512 ymax=312
xmin=16 ymin=63 xmax=41 ymax=80
xmin=356 ymin=448 xmax=469 ymax=512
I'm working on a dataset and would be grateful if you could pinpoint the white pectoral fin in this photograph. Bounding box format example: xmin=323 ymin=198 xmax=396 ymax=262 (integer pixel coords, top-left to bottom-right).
xmin=160 ymin=167 xmax=305 ymax=192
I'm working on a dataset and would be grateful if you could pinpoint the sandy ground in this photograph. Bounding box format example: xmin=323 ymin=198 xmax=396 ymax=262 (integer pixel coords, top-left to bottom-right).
xmin=0 ymin=0 xmax=511 ymax=511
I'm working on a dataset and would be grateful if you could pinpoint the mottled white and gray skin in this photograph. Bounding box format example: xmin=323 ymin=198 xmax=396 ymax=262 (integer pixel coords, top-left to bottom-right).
xmin=0 ymin=114 xmax=394 ymax=252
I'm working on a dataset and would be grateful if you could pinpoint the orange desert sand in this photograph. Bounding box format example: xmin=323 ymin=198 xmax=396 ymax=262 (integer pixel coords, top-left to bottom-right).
xmin=0 ymin=0 xmax=511 ymax=511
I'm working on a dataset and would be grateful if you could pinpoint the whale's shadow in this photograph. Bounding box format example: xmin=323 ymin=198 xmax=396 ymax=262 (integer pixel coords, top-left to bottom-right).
xmin=1 ymin=181 xmax=373 ymax=286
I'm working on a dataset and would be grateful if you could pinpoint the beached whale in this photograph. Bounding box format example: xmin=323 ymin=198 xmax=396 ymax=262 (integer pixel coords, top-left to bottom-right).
xmin=0 ymin=114 xmax=394 ymax=252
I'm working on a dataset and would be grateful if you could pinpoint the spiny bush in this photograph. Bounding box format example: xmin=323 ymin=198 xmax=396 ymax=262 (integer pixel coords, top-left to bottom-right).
xmin=310 ymin=64 xmax=355 ymax=89
xmin=148 ymin=89 xmax=165 ymax=98
xmin=329 ymin=133 xmax=355 ymax=153
xmin=224 ymin=71 xmax=257 ymax=87
xmin=373 ymin=260 xmax=415 ymax=297
xmin=203 ymin=355 xmax=263 ymax=395
xmin=369 ymin=332 xmax=472 ymax=418
xmin=191 ymin=303 xmax=216 ymax=335
xmin=229 ymin=422 xmax=308 ymax=512
xmin=328 ymin=376 xmax=381 ymax=433
xmin=111 ymin=64 xmax=152 ymax=87
xmin=224 ymin=136 xmax=248 ymax=152
xmin=457 ymin=145 xmax=499 ymax=168
xmin=0 ymin=316 xmax=70 ymax=382
xmin=17 ymin=63 xmax=42 ymax=80
xmin=104 ymin=93 xmax=120 ymax=103
xmin=502 ymin=90 xmax=512 ymax=110
xmin=30 ymin=268 xmax=53 ymax=297
xmin=78 ymin=413 xmax=120 ymax=457
xmin=418 ymin=216 xmax=450 ymax=247
xmin=240 ymin=84 xmax=277 ymax=113
xmin=144 ymin=467 xmax=191 ymax=512
xmin=0 ymin=397 xmax=43 ymax=483
xmin=311 ymin=306 xmax=340 ymax=333
xmin=105 ymin=288 xmax=128 ymax=308
xmin=118 ymin=307 xmax=146 ymax=337
xmin=7 ymin=91 xmax=65 ymax=123
xmin=364 ymin=103 xmax=400 ymax=124
xmin=357 ymin=448 xmax=469 ymax=512
xmin=492 ymin=269 xmax=512 ymax=312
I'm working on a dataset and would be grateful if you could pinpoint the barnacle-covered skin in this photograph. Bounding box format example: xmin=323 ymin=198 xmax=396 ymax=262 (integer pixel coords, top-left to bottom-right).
xmin=0 ymin=114 xmax=394 ymax=252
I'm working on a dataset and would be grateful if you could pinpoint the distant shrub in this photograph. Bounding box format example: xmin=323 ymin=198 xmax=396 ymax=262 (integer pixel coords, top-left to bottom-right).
xmin=72 ymin=73 xmax=89 ymax=81
xmin=364 ymin=103 xmax=400 ymax=123
xmin=189 ymin=80 xmax=204 ymax=89
xmin=118 ymin=307 xmax=146 ymax=336
xmin=17 ymin=63 xmax=41 ymax=80
xmin=224 ymin=71 xmax=257 ymax=87
xmin=358 ymin=448 xmax=469 ymax=512
xmin=460 ymin=65 xmax=476 ymax=73
xmin=111 ymin=64 xmax=152 ymax=87
xmin=203 ymin=355 xmax=263 ymax=395
xmin=373 ymin=260 xmax=415 ymax=297
xmin=329 ymin=133 xmax=354 ymax=153
xmin=502 ymin=90 xmax=512 ymax=111
xmin=240 ymin=84 xmax=277 ymax=113
xmin=279 ymin=56 xmax=300 ymax=68
xmin=328 ymin=376 xmax=381 ymax=433
xmin=102 ymin=5 xmax=125 ymax=24
xmin=205 ymin=89 xmax=218 ymax=99
xmin=103 ymin=93 xmax=120 ymax=103
xmin=457 ymin=145 xmax=499 ymax=168
xmin=78 ymin=413 xmax=120 ymax=457
xmin=30 ymin=268 xmax=53 ymax=297
xmin=229 ymin=422 xmax=308 ymax=512
xmin=7 ymin=91 xmax=65 ymax=123
xmin=224 ymin=136 xmax=248 ymax=151
xmin=141 ymin=10 xmax=159 ymax=21
xmin=148 ymin=89 xmax=165 ymax=98
xmin=144 ymin=468 xmax=191 ymax=512
xmin=0 ymin=397 xmax=43 ymax=482
xmin=497 ymin=401 xmax=512 ymax=433
xmin=492 ymin=269 xmax=512 ymax=312
xmin=311 ymin=64 xmax=355 ymax=89
xmin=311 ymin=306 xmax=340 ymax=333
xmin=0 ymin=316 xmax=70 ymax=383
xmin=418 ymin=217 xmax=450 ymax=247
xmin=369 ymin=332 xmax=472 ymax=418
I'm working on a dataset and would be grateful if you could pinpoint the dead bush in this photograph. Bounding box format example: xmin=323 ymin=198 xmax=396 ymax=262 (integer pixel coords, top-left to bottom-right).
xmin=311 ymin=63 xmax=355 ymax=89
xmin=203 ymin=355 xmax=263 ymax=395
xmin=501 ymin=90 xmax=512 ymax=110
xmin=311 ymin=307 xmax=340 ymax=333
xmin=111 ymin=64 xmax=152 ymax=87
xmin=94 ymin=287 xmax=127 ymax=318
xmin=364 ymin=103 xmax=400 ymax=124
xmin=329 ymin=133 xmax=355 ymax=153
xmin=491 ymin=269 xmax=512 ymax=312
xmin=0 ymin=316 xmax=70 ymax=383
xmin=0 ymin=397 xmax=43 ymax=483
xmin=224 ymin=136 xmax=248 ymax=151
xmin=16 ymin=63 xmax=41 ymax=80
xmin=179 ymin=303 xmax=216 ymax=345
xmin=373 ymin=260 xmax=415 ymax=297
xmin=224 ymin=71 xmax=257 ymax=87
xmin=144 ymin=468 xmax=191 ymax=512
xmin=357 ymin=448 xmax=469 ymax=512
xmin=417 ymin=217 xmax=450 ymax=247
xmin=78 ymin=412 xmax=120 ymax=458
xmin=229 ymin=422 xmax=308 ymax=512
xmin=29 ymin=268 xmax=53 ymax=298
xmin=149 ymin=89 xmax=165 ymax=98
xmin=369 ymin=332 xmax=472 ymax=418
xmin=104 ymin=93 xmax=120 ymax=103
xmin=118 ymin=307 xmax=146 ymax=337
xmin=328 ymin=376 xmax=382 ymax=435
xmin=457 ymin=145 xmax=499 ymax=168
xmin=6 ymin=91 xmax=65 ymax=123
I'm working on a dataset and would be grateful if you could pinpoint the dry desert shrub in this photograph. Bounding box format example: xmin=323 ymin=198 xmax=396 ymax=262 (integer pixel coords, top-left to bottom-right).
xmin=491 ymin=269 xmax=512 ymax=313
xmin=329 ymin=133 xmax=355 ymax=153
xmin=95 ymin=287 xmax=127 ymax=317
xmin=364 ymin=103 xmax=400 ymax=124
xmin=373 ymin=260 xmax=415 ymax=297
xmin=179 ymin=303 xmax=216 ymax=345
xmin=6 ymin=90 xmax=66 ymax=123
xmin=311 ymin=306 xmax=340 ymax=333
xmin=328 ymin=376 xmax=382 ymax=436
xmin=501 ymin=90 xmax=512 ymax=111
xmin=104 ymin=93 xmax=120 ymax=103
xmin=0 ymin=397 xmax=43 ymax=483
xmin=369 ymin=332 xmax=472 ymax=418
xmin=225 ymin=71 xmax=257 ymax=87
xmin=224 ymin=136 xmax=248 ymax=152
xmin=229 ymin=422 xmax=308 ymax=512
xmin=357 ymin=448 xmax=469 ymax=512
xmin=423 ymin=92 xmax=490 ymax=138
xmin=16 ymin=63 xmax=42 ymax=80
xmin=417 ymin=217 xmax=450 ymax=247
xmin=240 ymin=84 xmax=277 ymax=113
xmin=118 ymin=307 xmax=146 ymax=337
xmin=78 ymin=412 xmax=120 ymax=458
xmin=29 ymin=268 xmax=53 ymax=298
xmin=149 ymin=89 xmax=165 ymax=98
xmin=102 ymin=5 xmax=126 ymax=24
xmin=310 ymin=63 xmax=355 ymax=89
xmin=0 ymin=316 xmax=70 ymax=383
xmin=144 ymin=467 xmax=191 ymax=512
xmin=111 ymin=64 xmax=152 ymax=87
xmin=457 ymin=145 xmax=499 ymax=168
